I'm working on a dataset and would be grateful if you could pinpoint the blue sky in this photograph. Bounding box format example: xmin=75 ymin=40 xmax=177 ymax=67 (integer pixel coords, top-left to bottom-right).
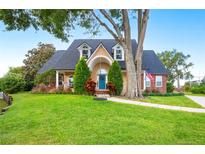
xmin=0 ymin=9 xmax=205 ymax=83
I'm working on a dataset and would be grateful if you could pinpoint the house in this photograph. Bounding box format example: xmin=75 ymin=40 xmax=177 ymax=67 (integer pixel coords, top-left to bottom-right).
xmin=38 ymin=39 xmax=169 ymax=94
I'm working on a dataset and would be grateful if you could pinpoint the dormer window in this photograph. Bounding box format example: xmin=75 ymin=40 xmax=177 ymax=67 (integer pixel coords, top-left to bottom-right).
xmin=78 ymin=43 xmax=91 ymax=59
xmin=112 ymin=44 xmax=124 ymax=61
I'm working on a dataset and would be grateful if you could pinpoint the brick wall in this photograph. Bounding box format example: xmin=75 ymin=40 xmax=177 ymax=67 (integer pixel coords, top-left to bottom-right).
xmin=142 ymin=74 xmax=167 ymax=94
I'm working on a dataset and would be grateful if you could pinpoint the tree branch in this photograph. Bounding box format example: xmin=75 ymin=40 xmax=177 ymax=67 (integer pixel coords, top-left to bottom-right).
xmin=99 ymin=9 xmax=123 ymax=40
xmin=91 ymin=10 xmax=120 ymax=42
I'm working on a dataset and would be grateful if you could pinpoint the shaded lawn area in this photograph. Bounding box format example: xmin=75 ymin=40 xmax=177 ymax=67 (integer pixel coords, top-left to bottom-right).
xmin=139 ymin=96 xmax=202 ymax=108
xmin=185 ymin=92 xmax=205 ymax=97
xmin=0 ymin=99 xmax=7 ymax=113
xmin=0 ymin=93 xmax=205 ymax=144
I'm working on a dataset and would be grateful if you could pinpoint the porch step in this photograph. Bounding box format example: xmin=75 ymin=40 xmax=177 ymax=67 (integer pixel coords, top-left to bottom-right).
xmin=95 ymin=89 xmax=109 ymax=95
xmin=95 ymin=94 xmax=110 ymax=98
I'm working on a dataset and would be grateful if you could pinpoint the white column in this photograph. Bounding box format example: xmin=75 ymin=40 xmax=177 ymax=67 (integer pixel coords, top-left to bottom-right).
xmin=56 ymin=71 xmax=59 ymax=88
xmin=143 ymin=70 xmax=146 ymax=91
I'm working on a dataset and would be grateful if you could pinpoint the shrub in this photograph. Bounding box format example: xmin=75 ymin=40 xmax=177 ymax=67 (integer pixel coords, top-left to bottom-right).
xmin=167 ymin=82 xmax=174 ymax=93
xmin=73 ymin=57 xmax=91 ymax=94
xmin=0 ymin=73 xmax=26 ymax=93
xmin=143 ymin=92 xmax=184 ymax=97
xmin=108 ymin=61 xmax=123 ymax=95
xmin=31 ymin=84 xmax=47 ymax=93
xmin=191 ymin=86 xmax=205 ymax=94
xmin=107 ymin=82 xmax=116 ymax=95
xmin=35 ymin=69 xmax=56 ymax=86
xmin=84 ymin=79 xmax=96 ymax=95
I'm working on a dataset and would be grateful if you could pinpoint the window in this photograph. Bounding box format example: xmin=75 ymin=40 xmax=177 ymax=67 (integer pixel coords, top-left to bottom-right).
xmin=68 ymin=76 xmax=73 ymax=87
xmin=116 ymin=49 xmax=122 ymax=60
xmin=78 ymin=43 xmax=91 ymax=59
xmin=82 ymin=49 xmax=89 ymax=59
xmin=145 ymin=77 xmax=151 ymax=87
xmin=113 ymin=44 xmax=124 ymax=61
xmin=155 ymin=76 xmax=162 ymax=87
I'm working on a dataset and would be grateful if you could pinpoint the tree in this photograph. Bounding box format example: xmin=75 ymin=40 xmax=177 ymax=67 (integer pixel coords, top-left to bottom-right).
xmin=23 ymin=42 xmax=55 ymax=90
xmin=7 ymin=66 xmax=23 ymax=75
xmin=157 ymin=49 xmax=194 ymax=88
xmin=108 ymin=61 xmax=123 ymax=95
xmin=135 ymin=10 xmax=149 ymax=97
xmin=73 ymin=57 xmax=91 ymax=94
xmin=34 ymin=69 xmax=56 ymax=86
xmin=0 ymin=73 xmax=25 ymax=93
xmin=0 ymin=9 xmax=150 ymax=98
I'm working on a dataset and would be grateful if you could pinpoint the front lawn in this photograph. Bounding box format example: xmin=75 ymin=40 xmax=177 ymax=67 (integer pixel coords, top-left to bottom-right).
xmin=140 ymin=96 xmax=202 ymax=108
xmin=0 ymin=93 xmax=205 ymax=144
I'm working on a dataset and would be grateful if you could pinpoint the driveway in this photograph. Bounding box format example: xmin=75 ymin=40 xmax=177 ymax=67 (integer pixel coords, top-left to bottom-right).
xmin=186 ymin=95 xmax=205 ymax=108
xmin=108 ymin=97 xmax=205 ymax=113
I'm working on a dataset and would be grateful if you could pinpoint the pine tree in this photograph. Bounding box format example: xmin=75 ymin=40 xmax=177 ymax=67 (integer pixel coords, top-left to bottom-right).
xmin=73 ymin=57 xmax=91 ymax=93
xmin=108 ymin=61 xmax=123 ymax=95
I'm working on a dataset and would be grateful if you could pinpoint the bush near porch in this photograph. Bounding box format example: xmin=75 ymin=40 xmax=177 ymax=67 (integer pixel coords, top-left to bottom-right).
xmin=73 ymin=57 xmax=91 ymax=94
xmin=108 ymin=61 xmax=123 ymax=95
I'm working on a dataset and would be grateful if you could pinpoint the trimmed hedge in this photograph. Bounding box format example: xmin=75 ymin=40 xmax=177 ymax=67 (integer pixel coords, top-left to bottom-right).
xmin=190 ymin=86 xmax=205 ymax=94
xmin=143 ymin=92 xmax=184 ymax=97
xmin=73 ymin=57 xmax=91 ymax=94
xmin=108 ymin=61 xmax=123 ymax=95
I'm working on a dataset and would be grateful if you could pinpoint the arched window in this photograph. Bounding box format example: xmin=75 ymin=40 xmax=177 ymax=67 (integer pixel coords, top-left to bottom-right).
xmin=98 ymin=68 xmax=107 ymax=75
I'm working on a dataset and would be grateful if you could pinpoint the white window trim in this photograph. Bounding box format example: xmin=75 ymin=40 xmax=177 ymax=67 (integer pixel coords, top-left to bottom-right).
xmin=155 ymin=76 xmax=163 ymax=87
xmin=145 ymin=76 xmax=151 ymax=87
xmin=112 ymin=43 xmax=124 ymax=61
xmin=77 ymin=43 xmax=92 ymax=59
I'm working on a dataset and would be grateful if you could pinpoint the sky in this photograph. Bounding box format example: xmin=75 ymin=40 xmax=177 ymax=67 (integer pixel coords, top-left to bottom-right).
xmin=0 ymin=9 xmax=205 ymax=85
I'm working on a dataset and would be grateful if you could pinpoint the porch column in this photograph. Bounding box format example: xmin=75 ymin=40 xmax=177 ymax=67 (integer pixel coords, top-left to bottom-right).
xmin=56 ymin=71 xmax=59 ymax=88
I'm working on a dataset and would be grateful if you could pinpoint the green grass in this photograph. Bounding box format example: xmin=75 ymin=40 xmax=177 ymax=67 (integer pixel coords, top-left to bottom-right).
xmin=0 ymin=99 xmax=7 ymax=113
xmin=0 ymin=93 xmax=205 ymax=144
xmin=140 ymin=96 xmax=202 ymax=108
xmin=185 ymin=92 xmax=205 ymax=97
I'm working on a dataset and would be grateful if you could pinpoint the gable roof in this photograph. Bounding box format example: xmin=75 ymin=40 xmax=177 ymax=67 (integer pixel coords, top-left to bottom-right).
xmin=38 ymin=39 xmax=168 ymax=74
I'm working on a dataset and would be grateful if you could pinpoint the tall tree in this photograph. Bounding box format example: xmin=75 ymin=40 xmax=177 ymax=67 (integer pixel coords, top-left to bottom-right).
xmin=157 ymin=49 xmax=194 ymax=88
xmin=23 ymin=43 xmax=55 ymax=89
xmin=135 ymin=9 xmax=149 ymax=97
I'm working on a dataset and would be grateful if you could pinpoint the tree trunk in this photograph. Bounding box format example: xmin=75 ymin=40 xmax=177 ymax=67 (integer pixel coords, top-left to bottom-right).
xmin=135 ymin=10 xmax=149 ymax=98
xmin=122 ymin=10 xmax=138 ymax=98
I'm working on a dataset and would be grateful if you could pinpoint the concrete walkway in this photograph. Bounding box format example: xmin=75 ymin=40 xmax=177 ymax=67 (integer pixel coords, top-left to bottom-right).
xmin=107 ymin=97 xmax=205 ymax=113
xmin=186 ymin=95 xmax=205 ymax=108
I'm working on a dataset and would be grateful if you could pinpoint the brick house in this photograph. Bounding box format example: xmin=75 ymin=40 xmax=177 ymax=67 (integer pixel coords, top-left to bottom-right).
xmin=38 ymin=39 xmax=168 ymax=94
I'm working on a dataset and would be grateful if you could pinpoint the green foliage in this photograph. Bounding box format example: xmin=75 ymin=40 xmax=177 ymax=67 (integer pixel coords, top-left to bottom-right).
xmin=143 ymin=92 xmax=184 ymax=97
xmin=108 ymin=61 xmax=123 ymax=95
xmin=157 ymin=49 xmax=194 ymax=83
xmin=0 ymin=73 xmax=25 ymax=94
xmin=34 ymin=69 xmax=56 ymax=86
xmin=0 ymin=10 xmax=95 ymax=42
xmin=23 ymin=42 xmax=55 ymax=90
xmin=166 ymin=82 xmax=174 ymax=93
xmin=190 ymin=85 xmax=205 ymax=94
xmin=73 ymin=57 xmax=91 ymax=94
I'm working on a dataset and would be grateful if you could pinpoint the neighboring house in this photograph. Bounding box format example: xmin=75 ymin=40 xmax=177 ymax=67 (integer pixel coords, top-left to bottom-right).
xmin=38 ymin=39 xmax=168 ymax=93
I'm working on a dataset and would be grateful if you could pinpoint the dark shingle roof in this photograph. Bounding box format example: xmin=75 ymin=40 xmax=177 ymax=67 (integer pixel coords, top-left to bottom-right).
xmin=38 ymin=39 xmax=168 ymax=74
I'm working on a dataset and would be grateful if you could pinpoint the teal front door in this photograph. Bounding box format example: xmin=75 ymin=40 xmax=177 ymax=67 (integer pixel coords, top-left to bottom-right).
xmin=99 ymin=74 xmax=106 ymax=89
